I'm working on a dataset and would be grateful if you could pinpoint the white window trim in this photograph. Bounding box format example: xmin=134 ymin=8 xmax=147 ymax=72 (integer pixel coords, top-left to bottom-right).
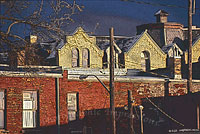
xmin=0 ymin=90 xmax=5 ymax=129
xmin=23 ymin=91 xmax=37 ymax=128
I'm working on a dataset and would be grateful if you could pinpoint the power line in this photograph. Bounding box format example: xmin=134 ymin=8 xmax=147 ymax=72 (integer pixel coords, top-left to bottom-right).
xmin=121 ymin=0 xmax=200 ymax=10
xmin=144 ymin=96 xmax=185 ymax=127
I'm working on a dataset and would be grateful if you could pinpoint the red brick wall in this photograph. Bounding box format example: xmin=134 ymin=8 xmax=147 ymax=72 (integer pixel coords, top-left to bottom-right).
xmin=0 ymin=77 xmax=57 ymax=134
xmin=168 ymin=81 xmax=187 ymax=96
xmin=0 ymin=70 xmax=199 ymax=134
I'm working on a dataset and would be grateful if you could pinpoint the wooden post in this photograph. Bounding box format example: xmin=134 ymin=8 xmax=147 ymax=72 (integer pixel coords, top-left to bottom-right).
xmin=139 ymin=105 xmax=144 ymax=134
xmin=187 ymin=0 xmax=193 ymax=94
xmin=197 ymin=104 xmax=199 ymax=130
xmin=128 ymin=90 xmax=134 ymax=134
xmin=110 ymin=27 xmax=116 ymax=134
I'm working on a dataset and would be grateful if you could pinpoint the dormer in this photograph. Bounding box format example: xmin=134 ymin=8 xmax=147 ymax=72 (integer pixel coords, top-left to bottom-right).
xmin=154 ymin=10 xmax=169 ymax=23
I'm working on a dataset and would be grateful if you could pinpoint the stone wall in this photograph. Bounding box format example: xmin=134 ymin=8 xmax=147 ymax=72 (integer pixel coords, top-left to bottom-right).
xmin=58 ymin=27 xmax=104 ymax=69
xmin=124 ymin=32 xmax=167 ymax=70
xmin=184 ymin=38 xmax=200 ymax=64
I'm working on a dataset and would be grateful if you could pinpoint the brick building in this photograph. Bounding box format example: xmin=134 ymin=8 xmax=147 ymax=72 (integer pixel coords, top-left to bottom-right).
xmin=0 ymin=65 xmax=199 ymax=134
xmin=0 ymin=9 xmax=200 ymax=134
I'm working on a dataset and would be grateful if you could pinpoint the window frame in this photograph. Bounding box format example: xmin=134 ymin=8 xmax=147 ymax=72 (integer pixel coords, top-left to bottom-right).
xmin=0 ymin=90 xmax=6 ymax=129
xmin=67 ymin=92 xmax=79 ymax=122
xmin=22 ymin=90 xmax=38 ymax=129
xmin=82 ymin=48 xmax=90 ymax=68
xmin=72 ymin=48 xmax=80 ymax=67
xmin=141 ymin=51 xmax=150 ymax=72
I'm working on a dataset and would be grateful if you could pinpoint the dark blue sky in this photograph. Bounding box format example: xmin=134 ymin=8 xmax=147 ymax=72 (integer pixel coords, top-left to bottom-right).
xmin=71 ymin=0 xmax=200 ymax=36
xmin=1 ymin=0 xmax=200 ymax=37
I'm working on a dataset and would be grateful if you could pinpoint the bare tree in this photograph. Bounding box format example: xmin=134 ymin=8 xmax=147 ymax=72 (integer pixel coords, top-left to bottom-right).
xmin=0 ymin=0 xmax=83 ymax=66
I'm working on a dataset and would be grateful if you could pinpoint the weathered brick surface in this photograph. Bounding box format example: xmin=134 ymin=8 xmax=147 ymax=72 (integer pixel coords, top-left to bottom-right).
xmin=0 ymin=70 xmax=199 ymax=134
xmin=168 ymin=82 xmax=187 ymax=96
xmin=0 ymin=77 xmax=57 ymax=134
xmin=191 ymin=82 xmax=200 ymax=93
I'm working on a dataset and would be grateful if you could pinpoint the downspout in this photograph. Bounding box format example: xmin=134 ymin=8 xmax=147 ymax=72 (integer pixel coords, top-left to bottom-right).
xmin=56 ymin=78 xmax=60 ymax=134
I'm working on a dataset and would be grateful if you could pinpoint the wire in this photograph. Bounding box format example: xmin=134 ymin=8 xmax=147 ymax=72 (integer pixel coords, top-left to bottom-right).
xmin=144 ymin=96 xmax=185 ymax=127
xmin=121 ymin=0 xmax=200 ymax=10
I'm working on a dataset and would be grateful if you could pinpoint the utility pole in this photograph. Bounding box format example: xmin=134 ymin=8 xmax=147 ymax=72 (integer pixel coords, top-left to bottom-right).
xmin=197 ymin=104 xmax=199 ymax=130
xmin=128 ymin=90 xmax=134 ymax=134
xmin=110 ymin=27 xmax=116 ymax=134
xmin=188 ymin=0 xmax=193 ymax=94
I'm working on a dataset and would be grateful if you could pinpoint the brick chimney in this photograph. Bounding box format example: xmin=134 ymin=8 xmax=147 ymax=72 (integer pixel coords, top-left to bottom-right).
xmin=25 ymin=35 xmax=37 ymax=44
xmin=169 ymin=56 xmax=182 ymax=79
xmin=154 ymin=10 xmax=169 ymax=23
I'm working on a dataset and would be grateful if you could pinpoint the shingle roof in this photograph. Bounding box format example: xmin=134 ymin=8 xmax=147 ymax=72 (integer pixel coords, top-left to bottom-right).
xmin=116 ymin=34 xmax=142 ymax=52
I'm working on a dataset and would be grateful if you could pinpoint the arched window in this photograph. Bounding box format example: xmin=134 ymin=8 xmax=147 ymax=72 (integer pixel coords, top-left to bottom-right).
xmin=141 ymin=51 xmax=150 ymax=72
xmin=118 ymin=53 xmax=125 ymax=68
xmin=82 ymin=48 xmax=90 ymax=68
xmin=103 ymin=51 xmax=108 ymax=68
xmin=72 ymin=48 xmax=79 ymax=67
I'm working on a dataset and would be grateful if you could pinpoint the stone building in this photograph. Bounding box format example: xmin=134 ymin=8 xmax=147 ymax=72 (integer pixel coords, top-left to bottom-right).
xmin=0 ymin=9 xmax=200 ymax=134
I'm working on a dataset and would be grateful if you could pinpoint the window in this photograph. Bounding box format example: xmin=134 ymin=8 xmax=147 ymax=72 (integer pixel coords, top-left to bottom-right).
xmin=67 ymin=93 xmax=78 ymax=121
xmin=103 ymin=51 xmax=108 ymax=68
xmin=141 ymin=51 xmax=150 ymax=72
xmin=23 ymin=91 xmax=37 ymax=128
xmin=82 ymin=48 xmax=90 ymax=68
xmin=72 ymin=48 xmax=79 ymax=67
xmin=0 ymin=91 xmax=5 ymax=128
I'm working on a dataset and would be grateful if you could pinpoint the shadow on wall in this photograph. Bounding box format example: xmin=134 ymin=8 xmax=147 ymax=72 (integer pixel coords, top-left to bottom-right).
xmin=21 ymin=94 xmax=200 ymax=134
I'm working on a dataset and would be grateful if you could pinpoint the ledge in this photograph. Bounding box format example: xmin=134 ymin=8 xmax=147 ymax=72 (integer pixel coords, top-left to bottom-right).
xmin=0 ymin=129 xmax=9 ymax=134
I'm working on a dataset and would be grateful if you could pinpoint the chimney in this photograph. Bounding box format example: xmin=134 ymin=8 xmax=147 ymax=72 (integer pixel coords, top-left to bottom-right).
xmin=154 ymin=10 xmax=169 ymax=23
xmin=30 ymin=35 xmax=37 ymax=44
xmin=8 ymin=50 xmax=18 ymax=69
xmin=25 ymin=35 xmax=37 ymax=44
xmin=169 ymin=56 xmax=182 ymax=79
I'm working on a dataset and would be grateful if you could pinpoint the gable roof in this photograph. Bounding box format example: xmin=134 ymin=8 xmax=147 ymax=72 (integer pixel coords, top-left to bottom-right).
xmin=116 ymin=34 xmax=143 ymax=52
xmin=116 ymin=30 xmax=166 ymax=55
xmin=162 ymin=43 xmax=183 ymax=55
xmin=192 ymin=36 xmax=200 ymax=47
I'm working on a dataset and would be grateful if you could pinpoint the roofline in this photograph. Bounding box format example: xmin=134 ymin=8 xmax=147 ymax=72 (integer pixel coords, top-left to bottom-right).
xmin=0 ymin=64 xmax=62 ymax=69
xmin=124 ymin=31 xmax=145 ymax=54
xmin=192 ymin=37 xmax=200 ymax=47
xmin=145 ymin=31 xmax=166 ymax=55
xmin=0 ymin=71 xmax=63 ymax=78
xmin=95 ymin=35 xmax=132 ymax=39
xmin=125 ymin=30 xmax=166 ymax=55
xmin=183 ymin=26 xmax=200 ymax=30
xmin=162 ymin=43 xmax=183 ymax=54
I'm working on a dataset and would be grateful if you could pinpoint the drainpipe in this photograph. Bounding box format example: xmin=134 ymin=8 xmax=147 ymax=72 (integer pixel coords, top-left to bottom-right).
xmin=56 ymin=78 xmax=60 ymax=134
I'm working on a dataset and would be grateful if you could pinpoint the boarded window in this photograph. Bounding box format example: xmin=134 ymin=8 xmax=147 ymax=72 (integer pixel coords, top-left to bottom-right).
xmin=23 ymin=91 xmax=37 ymax=128
xmin=72 ymin=48 xmax=79 ymax=67
xmin=67 ymin=93 xmax=78 ymax=121
xmin=0 ymin=91 xmax=4 ymax=128
xmin=82 ymin=49 xmax=90 ymax=68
